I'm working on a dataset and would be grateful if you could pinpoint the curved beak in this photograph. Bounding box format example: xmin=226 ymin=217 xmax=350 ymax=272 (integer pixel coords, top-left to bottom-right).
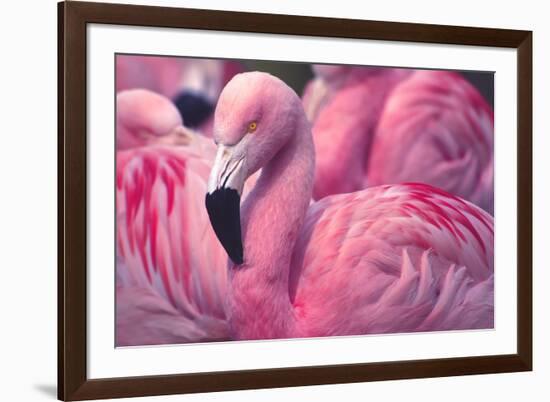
xmin=205 ymin=144 xmax=246 ymax=265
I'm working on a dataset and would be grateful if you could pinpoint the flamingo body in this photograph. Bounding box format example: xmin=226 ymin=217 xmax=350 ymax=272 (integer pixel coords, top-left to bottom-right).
xmin=367 ymin=71 xmax=494 ymax=212
xmin=305 ymin=67 xmax=494 ymax=213
xmin=289 ymin=183 xmax=493 ymax=337
xmin=116 ymin=146 xmax=229 ymax=345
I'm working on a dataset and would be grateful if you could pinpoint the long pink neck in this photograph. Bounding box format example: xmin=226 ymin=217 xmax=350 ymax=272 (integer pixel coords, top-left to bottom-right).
xmin=226 ymin=113 xmax=314 ymax=340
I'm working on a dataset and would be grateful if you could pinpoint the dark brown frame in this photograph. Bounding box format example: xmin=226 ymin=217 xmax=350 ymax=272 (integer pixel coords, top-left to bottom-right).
xmin=58 ymin=1 xmax=532 ymax=400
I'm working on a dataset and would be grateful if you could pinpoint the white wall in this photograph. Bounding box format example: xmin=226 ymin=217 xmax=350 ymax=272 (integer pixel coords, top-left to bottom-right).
xmin=0 ymin=0 xmax=546 ymax=401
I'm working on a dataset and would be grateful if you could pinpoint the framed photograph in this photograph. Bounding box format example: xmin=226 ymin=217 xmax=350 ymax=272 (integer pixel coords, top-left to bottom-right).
xmin=58 ymin=1 xmax=532 ymax=400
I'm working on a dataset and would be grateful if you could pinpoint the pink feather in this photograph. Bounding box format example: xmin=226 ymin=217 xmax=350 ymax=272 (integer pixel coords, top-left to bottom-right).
xmin=304 ymin=66 xmax=494 ymax=213
xmin=116 ymin=146 xmax=229 ymax=345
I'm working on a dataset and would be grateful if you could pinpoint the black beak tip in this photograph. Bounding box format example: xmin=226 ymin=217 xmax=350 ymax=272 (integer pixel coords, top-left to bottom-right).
xmin=231 ymin=253 xmax=244 ymax=266
xmin=205 ymin=188 xmax=244 ymax=266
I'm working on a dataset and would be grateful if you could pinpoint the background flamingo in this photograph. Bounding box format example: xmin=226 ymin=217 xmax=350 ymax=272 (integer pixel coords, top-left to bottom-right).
xmin=303 ymin=65 xmax=494 ymax=214
xmin=116 ymin=55 xmax=243 ymax=135
xmin=116 ymin=81 xmax=230 ymax=345
xmin=116 ymin=89 xmax=188 ymax=150
xmin=116 ymin=146 xmax=229 ymax=345
xmin=115 ymin=88 xmax=256 ymax=345
xmin=205 ymin=72 xmax=494 ymax=340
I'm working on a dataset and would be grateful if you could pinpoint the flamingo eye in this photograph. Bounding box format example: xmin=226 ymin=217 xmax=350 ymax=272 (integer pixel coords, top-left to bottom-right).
xmin=247 ymin=121 xmax=257 ymax=133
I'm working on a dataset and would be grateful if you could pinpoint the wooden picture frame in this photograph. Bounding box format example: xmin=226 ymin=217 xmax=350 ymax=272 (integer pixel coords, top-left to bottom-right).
xmin=58 ymin=1 xmax=532 ymax=400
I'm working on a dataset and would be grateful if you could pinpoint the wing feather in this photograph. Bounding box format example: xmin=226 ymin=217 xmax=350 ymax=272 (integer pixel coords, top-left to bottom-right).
xmin=116 ymin=145 xmax=229 ymax=344
xmin=290 ymin=183 xmax=493 ymax=336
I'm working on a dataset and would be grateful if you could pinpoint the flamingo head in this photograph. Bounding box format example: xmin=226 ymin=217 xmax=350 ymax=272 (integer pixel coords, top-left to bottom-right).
xmin=205 ymin=71 xmax=302 ymax=265
xmin=116 ymin=89 xmax=190 ymax=150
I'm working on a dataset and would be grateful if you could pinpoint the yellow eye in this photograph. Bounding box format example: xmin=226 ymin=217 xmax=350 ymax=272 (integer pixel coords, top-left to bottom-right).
xmin=248 ymin=121 xmax=257 ymax=133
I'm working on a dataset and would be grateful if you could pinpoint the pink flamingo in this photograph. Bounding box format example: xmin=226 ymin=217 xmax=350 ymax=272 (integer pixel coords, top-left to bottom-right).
xmin=304 ymin=66 xmax=494 ymax=213
xmin=116 ymin=89 xmax=190 ymax=150
xmin=116 ymin=55 xmax=242 ymax=134
xmin=205 ymin=72 xmax=494 ymax=340
xmin=116 ymin=89 xmax=229 ymax=346
xmin=116 ymin=145 xmax=229 ymax=346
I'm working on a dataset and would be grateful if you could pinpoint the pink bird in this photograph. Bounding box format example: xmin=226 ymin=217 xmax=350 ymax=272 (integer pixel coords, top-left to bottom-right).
xmin=116 ymin=88 xmax=190 ymax=150
xmin=205 ymin=72 xmax=494 ymax=340
xmin=116 ymin=87 xmax=231 ymax=346
xmin=303 ymin=66 xmax=494 ymax=213
xmin=116 ymin=55 xmax=243 ymax=135
xmin=116 ymin=145 xmax=230 ymax=346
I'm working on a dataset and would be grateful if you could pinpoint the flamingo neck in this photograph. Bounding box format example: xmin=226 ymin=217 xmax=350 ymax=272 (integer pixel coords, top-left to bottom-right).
xmin=226 ymin=113 xmax=314 ymax=340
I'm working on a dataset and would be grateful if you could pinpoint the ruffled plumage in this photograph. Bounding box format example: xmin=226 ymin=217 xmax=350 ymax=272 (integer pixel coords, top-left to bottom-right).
xmin=116 ymin=145 xmax=230 ymax=345
xmin=290 ymin=183 xmax=493 ymax=336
